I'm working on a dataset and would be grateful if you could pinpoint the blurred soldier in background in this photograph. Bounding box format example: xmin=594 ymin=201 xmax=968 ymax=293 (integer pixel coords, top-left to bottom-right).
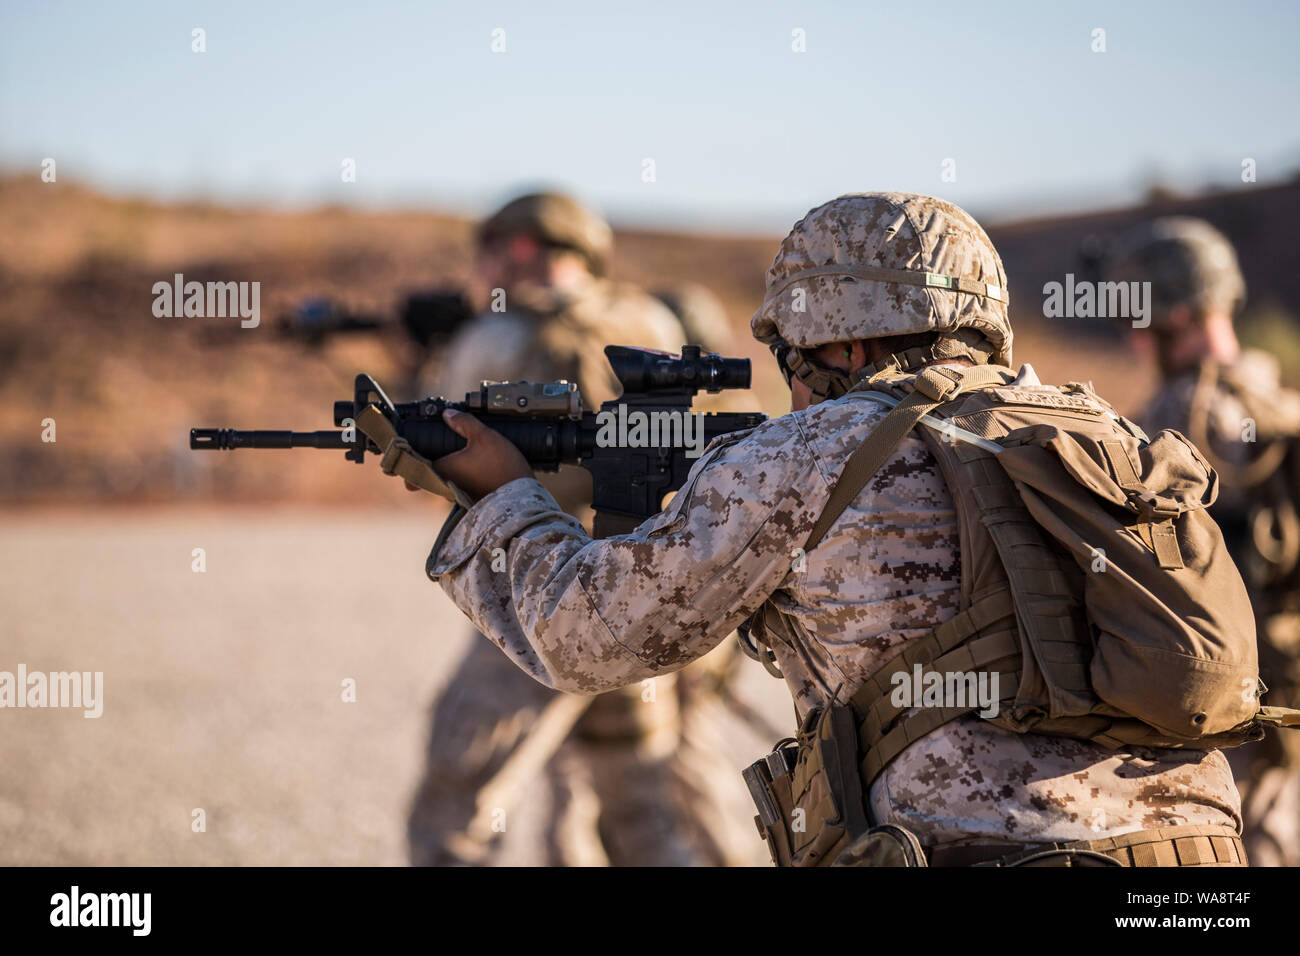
xmin=1110 ymin=217 xmax=1300 ymax=866
xmin=653 ymin=281 xmax=734 ymax=355
xmin=408 ymin=192 xmax=762 ymax=866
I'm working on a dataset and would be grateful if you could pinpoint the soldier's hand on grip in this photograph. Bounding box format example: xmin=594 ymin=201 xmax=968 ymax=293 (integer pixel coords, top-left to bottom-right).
xmin=427 ymin=409 xmax=532 ymax=500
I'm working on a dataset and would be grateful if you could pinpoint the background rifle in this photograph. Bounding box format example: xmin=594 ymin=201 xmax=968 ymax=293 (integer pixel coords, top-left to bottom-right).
xmin=197 ymin=288 xmax=474 ymax=351
xmin=276 ymin=288 xmax=474 ymax=349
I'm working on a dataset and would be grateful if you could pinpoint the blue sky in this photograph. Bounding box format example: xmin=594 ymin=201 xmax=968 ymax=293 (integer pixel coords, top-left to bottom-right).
xmin=2 ymin=0 xmax=1297 ymax=231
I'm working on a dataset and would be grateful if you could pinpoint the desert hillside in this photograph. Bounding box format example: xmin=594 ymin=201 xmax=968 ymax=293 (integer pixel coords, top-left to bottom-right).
xmin=2 ymin=175 xmax=1296 ymax=504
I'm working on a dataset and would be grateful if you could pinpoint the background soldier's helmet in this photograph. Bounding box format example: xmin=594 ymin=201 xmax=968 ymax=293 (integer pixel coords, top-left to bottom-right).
xmin=751 ymin=193 xmax=1012 ymax=398
xmin=652 ymin=281 xmax=732 ymax=353
xmin=1105 ymin=217 xmax=1246 ymax=328
xmin=477 ymin=192 xmax=614 ymax=276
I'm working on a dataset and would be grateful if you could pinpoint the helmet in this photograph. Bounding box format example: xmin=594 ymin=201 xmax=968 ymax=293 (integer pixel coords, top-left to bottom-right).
xmin=652 ymin=281 xmax=732 ymax=353
xmin=751 ymin=193 xmax=1011 ymax=400
xmin=477 ymin=192 xmax=613 ymax=275
xmin=1104 ymin=217 xmax=1245 ymax=328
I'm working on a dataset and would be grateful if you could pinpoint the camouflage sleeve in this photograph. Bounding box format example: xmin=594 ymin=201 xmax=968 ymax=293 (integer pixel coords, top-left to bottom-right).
xmin=429 ymin=416 xmax=823 ymax=694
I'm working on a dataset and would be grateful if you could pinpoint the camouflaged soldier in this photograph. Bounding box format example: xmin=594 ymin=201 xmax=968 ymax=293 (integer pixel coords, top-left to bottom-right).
xmin=1109 ymin=217 xmax=1300 ymax=866
xmin=419 ymin=192 xmax=1275 ymax=868
xmin=408 ymin=191 xmax=762 ymax=867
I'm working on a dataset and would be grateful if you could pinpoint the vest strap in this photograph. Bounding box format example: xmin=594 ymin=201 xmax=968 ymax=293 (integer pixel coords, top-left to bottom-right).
xmin=803 ymin=365 xmax=1012 ymax=551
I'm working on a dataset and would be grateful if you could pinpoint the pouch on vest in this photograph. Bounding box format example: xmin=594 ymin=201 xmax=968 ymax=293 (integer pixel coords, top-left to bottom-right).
xmin=742 ymin=703 xmax=869 ymax=867
xmin=832 ymin=824 xmax=929 ymax=867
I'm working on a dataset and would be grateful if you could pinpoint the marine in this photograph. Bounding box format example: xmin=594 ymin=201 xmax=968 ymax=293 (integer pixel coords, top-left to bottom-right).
xmin=414 ymin=192 xmax=1274 ymax=866
xmin=406 ymin=191 xmax=762 ymax=867
xmin=1108 ymin=216 xmax=1300 ymax=867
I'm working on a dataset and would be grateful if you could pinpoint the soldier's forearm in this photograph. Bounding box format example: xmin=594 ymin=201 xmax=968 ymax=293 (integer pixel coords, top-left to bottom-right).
xmin=432 ymin=422 xmax=815 ymax=695
xmin=432 ymin=477 xmax=655 ymax=693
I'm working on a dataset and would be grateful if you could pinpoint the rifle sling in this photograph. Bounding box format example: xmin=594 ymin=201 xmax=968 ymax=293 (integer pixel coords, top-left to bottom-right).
xmin=355 ymin=403 xmax=472 ymax=505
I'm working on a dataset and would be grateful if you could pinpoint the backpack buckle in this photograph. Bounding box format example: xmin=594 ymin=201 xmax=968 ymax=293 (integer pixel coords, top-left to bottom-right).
xmin=913 ymin=367 xmax=964 ymax=402
xmin=1129 ymin=489 xmax=1180 ymax=520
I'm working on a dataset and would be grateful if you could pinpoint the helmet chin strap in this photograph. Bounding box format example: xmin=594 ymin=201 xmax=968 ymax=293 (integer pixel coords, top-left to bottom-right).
xmin=772 ymin=328 xmax=996 ymax=406
xmin=781 ymin=345 xmax=854 ymax=404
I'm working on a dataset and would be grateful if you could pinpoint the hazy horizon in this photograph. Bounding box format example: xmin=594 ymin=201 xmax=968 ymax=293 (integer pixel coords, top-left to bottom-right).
xmin=4 ymin=0 xmax=1298 ymax=233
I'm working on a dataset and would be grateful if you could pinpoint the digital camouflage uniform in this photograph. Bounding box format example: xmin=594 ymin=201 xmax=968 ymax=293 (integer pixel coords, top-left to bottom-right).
xmin=1113 ymin=218 xmax=1300 ymax=866
xmin=429 ymin=194 xmax=1244 ymax=856
xmin=408 ymin=197 xmax=763 ymax=866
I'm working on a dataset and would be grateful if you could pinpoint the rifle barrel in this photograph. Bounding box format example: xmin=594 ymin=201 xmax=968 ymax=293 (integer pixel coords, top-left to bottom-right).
xmin=190 ymin=428 xmax=351 ymax=450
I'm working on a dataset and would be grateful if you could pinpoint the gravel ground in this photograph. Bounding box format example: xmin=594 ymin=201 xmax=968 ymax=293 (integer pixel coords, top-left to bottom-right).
xmin=0 ymin=508 xmax=786 ymax=865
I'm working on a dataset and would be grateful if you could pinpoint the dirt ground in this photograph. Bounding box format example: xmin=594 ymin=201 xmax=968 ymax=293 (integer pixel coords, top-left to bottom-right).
xmin=0 ymin=507 xmax=788 ymax=866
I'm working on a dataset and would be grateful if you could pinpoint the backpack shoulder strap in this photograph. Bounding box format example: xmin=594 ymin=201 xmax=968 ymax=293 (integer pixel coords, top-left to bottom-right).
xmin=803 ymin=364 xmax=1012 ymax=550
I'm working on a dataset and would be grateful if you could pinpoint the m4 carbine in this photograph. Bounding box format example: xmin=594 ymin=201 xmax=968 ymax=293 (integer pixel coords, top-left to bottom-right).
xmin=191 ymin=345 xmax=767 ymax=540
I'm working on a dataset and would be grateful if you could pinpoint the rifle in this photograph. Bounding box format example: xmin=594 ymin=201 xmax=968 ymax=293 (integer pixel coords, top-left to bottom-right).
xmin=191 ymin=345 xmax=775 ymax=828
xmin=190 ymin=344 xmax=768 ymax=544
xmin=273 ymin=289 xmax=474 ymax=349
xmin=195 ymin=288 xmax=474 ymax=351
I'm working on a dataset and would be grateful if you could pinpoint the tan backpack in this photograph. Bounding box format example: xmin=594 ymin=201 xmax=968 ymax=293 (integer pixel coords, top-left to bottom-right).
xmin=741 ymin=361 xmax=1300 ymax=867
xmin=804 ymin=363 xmax=1300 ymax=786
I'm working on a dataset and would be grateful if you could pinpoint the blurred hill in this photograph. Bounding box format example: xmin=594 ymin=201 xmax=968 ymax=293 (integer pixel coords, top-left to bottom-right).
xmin=1 ymin=175 xmax=1296 ymax=505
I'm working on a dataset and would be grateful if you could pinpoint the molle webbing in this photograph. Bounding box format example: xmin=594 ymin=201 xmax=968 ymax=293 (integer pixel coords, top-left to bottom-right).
xmin=850 ymin=589 xmax=1017 ymax=707
xmin=831 ymin=377 xmax=1176 ymax=790
xmin=857 ymin=633 xmax=1021 ymax=743
xmin=944 ymin=446 xmax=1095 ymax=724
xmin=850 ymin=590 xmax=1021 ymax=787
xmin=1056 ymin=825 xmax=1247 ymax=867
